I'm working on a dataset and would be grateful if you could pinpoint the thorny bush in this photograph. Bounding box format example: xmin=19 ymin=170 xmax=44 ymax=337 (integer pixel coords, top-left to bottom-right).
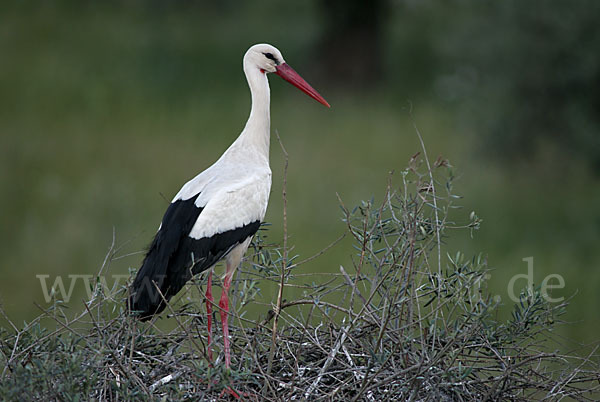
xmin=1 ymin=152 xmax=598 ymax=401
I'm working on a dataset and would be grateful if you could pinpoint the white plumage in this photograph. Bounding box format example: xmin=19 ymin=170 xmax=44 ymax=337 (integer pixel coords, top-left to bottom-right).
xmin=188 ymin=172 xmax=271 ymax=239
xmin=129 ymin=43 xmax=329 ymax=368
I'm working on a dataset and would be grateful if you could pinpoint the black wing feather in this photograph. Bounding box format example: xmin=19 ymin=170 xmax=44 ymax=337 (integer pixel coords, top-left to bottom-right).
xmin=129 ymin=194 xmax=260 ymax=320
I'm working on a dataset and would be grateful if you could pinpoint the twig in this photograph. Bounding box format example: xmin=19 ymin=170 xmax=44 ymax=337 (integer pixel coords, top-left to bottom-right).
xmin=305 ymin=323 xmax=350 ymax=398
xmin=266 ymin=130 xmax=289 ymax=380
xmin=82 ymin=302 xmax=152 ymax=397
xmin=409 ymin=106 xmax=444 ymax=356
xmin=339 ymin=265 xmax=381 ymax=323
xmin=149 ymin=371 xmax=183 ymax=392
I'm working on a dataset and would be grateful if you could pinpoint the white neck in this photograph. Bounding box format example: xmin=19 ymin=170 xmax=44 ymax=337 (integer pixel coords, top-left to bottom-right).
xmin=227 ymin=61 xmax=271 ymax=164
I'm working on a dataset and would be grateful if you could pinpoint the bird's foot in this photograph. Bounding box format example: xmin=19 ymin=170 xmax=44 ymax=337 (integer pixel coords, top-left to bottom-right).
xmin=219 ymin=386 xmax=240 ymax=399
xmin=218 ymin=386 xmax=257 ymax=400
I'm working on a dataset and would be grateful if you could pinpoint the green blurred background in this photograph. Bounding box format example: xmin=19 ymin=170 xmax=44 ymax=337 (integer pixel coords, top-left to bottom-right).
xmin=1 ymin=1 xmax=599 ymax=344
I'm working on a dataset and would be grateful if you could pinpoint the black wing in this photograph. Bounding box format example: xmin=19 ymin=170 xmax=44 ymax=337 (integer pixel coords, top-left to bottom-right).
xmin=129 ymin=194 xmax=260 ymax=320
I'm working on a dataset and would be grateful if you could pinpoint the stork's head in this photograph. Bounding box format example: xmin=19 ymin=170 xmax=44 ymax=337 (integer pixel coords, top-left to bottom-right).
xmin=244 ymin=43 xmax=330 ymax=108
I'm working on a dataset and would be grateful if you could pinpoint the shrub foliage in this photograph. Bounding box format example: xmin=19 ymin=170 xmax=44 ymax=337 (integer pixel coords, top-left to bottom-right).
xmin=1 ymin=152 xmax=598 ymax=401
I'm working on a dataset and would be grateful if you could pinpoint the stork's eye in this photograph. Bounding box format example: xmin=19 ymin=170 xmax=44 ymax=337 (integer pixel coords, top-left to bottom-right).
xmin=264 ymin=52 xmax=276 ymax=61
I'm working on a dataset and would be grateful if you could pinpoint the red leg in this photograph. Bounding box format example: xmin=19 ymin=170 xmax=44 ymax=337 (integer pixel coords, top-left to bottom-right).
xmin=205 ymin=271 xmax=214 ymax=362
xmin=219 ymin=272 xmax=232 ymax=368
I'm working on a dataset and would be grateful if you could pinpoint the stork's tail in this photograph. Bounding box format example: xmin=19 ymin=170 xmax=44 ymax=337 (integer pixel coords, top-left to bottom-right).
xmin=129 ymin=233 xmax=172 ymax=321
xmin=129 ymin=270 xmax=168 ymax=321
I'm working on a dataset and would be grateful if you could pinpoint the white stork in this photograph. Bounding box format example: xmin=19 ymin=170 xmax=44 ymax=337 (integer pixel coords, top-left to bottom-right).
xmin=129 ymin=43 xmax=329 ymax=368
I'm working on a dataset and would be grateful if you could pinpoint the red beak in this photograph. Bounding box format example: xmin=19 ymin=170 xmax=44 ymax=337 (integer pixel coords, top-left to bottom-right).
xmin=275 ymin=63 xmax=330 ymax=108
